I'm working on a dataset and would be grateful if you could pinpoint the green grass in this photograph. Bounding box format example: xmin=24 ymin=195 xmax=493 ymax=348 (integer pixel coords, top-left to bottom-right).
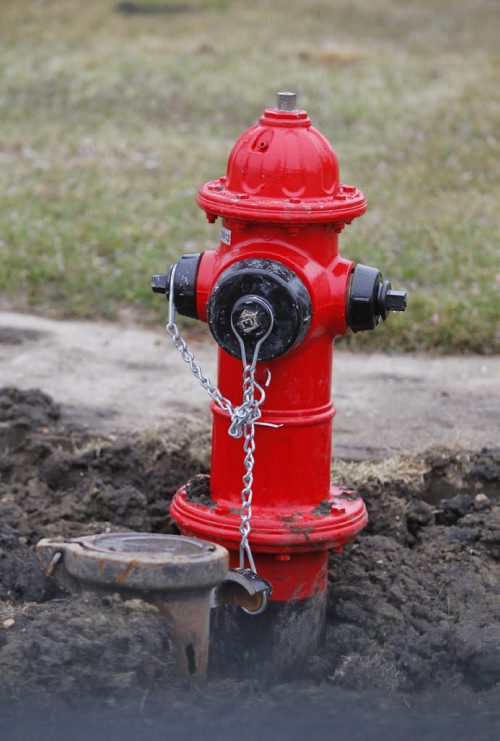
xmin=0 ymin=0 xmax=498 ymax=352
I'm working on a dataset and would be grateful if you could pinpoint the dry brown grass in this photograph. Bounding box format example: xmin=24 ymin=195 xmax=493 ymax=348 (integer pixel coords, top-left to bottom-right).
xmin=333 ymin=453 xmax=427 ymax=489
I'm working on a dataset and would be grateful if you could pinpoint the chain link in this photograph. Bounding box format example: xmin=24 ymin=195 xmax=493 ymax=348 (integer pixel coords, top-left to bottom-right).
xmin=165 ymin=266 xmax=273 ymax=572
xmin=237 ymin=364 xmax=262 ymax=572
xmin=166 ymin=318 xmax=234 ymax=417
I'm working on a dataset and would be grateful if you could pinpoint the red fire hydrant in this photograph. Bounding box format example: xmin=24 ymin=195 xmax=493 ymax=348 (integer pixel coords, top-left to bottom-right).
xmin=152 ymin=93 xmax=406 ymax=676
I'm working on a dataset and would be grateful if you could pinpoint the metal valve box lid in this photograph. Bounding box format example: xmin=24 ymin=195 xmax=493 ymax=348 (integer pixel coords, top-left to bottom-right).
xmin=197 ymin=96 xmax=367 ymax=225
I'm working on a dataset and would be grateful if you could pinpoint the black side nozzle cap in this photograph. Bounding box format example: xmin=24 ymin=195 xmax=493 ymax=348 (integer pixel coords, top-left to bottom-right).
xmin=151 ymin=253 xmax=201 ymax=319
xmin=347 ymin=264 xmax=407 ymax=333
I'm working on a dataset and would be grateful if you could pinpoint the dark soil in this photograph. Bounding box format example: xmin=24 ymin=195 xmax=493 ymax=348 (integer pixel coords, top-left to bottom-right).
xmin=0 ymin=386 xmax=499 ymax=740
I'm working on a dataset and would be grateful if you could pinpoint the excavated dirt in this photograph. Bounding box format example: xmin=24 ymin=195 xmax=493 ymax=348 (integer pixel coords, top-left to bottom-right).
xmin=0 ymin=386 xmax=499 ymax=740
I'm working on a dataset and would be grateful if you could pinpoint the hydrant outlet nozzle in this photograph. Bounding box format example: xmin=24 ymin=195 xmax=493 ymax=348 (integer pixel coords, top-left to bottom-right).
xmin=348 ymin=263 xmax=407 ymax=332
xmin=151 ymin=252 xmax=201 ymax=319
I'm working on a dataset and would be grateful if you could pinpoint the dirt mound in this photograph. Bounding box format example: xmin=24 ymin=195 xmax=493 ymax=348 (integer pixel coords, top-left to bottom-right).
xmin=0 ymin=387 xmax=209 ymax=599
xmin=0 ymin=387 xmax=498 ymax=738
xmin=327 ymin=450 xmax=500 ymax=694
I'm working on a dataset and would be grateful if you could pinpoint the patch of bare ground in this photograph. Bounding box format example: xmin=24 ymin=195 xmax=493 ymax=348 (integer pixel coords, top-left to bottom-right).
xmin=0 ymin=387 xmax=498 ymax=739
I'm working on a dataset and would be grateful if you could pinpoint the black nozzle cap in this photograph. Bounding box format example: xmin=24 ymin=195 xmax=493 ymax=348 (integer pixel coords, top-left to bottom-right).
xmin=151 ymin=253 xmax=201 ymax=319
xmin=208 ymin=258 xmax=312 ymax=361
xmin=347 ymin=264 xmax=407 ymax=333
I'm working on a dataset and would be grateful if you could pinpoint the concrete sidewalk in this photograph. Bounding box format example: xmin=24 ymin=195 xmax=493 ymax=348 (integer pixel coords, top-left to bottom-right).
xmin=1 ymin=311 xmax=498 ymax=460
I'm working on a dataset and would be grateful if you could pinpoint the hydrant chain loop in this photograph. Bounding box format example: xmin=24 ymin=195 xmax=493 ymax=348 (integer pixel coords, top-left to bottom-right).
xmin=240 ymin=419 xmax=256 ymax=571
xmin=164 ymin=265 xmax=274 ymax=581
xmin=165 ymin=266 xmax=235 ymax=416
xmin=230 ymin=320 xmax=274 ymax=573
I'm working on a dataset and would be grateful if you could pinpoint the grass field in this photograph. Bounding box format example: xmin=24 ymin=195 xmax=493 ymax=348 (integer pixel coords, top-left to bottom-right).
xmin=0 ymin=0 xmax=498 ymax=353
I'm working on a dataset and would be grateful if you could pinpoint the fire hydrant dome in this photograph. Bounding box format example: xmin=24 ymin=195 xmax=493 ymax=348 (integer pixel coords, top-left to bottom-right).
xmin=197 ymin=105 xmax=367 ymax=224
xmin=226 ymin=110 xmax=338 ymax=200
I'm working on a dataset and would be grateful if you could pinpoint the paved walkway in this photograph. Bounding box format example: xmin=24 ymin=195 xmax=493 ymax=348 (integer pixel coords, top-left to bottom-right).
xmin=1 ymin=311 xmax=498 ymax=460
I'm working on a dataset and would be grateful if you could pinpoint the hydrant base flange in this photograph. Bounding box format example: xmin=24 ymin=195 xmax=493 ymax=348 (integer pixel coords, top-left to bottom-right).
xmin=171 ymin=478 xmax=367 ymax=553
xmin=171 ymin=478 xmax=367 ymax=601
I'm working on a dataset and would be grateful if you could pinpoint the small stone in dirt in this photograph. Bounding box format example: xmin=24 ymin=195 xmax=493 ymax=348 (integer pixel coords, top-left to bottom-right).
xmin=2 ymin=618 xmax=14 ymax=629
xmin=474 ymin=493 xmax=491 ymax=510
xmin=123 ymin=598 xmax=159 ymax=614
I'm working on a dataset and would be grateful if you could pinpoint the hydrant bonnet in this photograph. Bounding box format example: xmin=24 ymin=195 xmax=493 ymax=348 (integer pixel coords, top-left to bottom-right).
xmin=197 ymin=96 xmax=367 ymax=225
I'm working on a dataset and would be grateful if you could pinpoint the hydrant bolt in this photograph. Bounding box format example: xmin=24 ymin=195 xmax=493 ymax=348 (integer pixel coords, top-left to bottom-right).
xmin=237 ymin=309 xmax=261 ymax=334
xmin=151 ymin=271 xmax=171 ymax=294
xmin=277 ymin=91 xmax=297 ymax=111
xmin=232 ymin=297 xmax=273 ymax=339
xmin=380 ymin=285 xmax=407 ymax=313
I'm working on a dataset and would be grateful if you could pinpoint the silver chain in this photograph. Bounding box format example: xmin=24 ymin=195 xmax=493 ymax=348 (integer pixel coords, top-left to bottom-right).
xmin=165 ymin=266 xmax=274 ymax=572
